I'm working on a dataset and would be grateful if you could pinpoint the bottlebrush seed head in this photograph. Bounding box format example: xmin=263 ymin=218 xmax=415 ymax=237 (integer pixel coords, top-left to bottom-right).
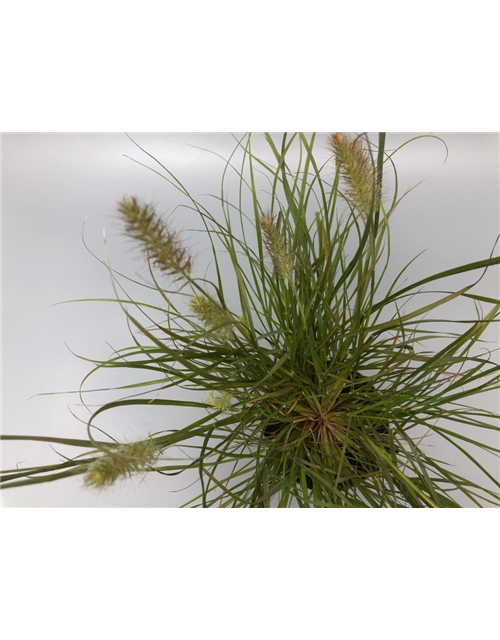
xmin=118 ymin=196 xmax=192 ymax=278
xmin=329 ymin=133 xmax=381 ymax=220
xmin=260 ymin=213 xmax=294 ymax=281
xmin=206 ymin=390 xmax=233 ymax=412
xmin=190 ymin=294 xmax=236 ymax=340
xmin=84 ymin=441 xmax=160 ymax=489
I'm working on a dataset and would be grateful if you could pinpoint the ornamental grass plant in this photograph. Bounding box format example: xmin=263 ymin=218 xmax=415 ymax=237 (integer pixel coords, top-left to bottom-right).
xmin=2 ymin=132 xmax=499 ymax=507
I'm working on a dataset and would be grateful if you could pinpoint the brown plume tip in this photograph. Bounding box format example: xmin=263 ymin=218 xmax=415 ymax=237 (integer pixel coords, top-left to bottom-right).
xmin=329 ymin=133 xmax=381 ymax=220
xmin=118 ymin=196 xmax=192 ymax=278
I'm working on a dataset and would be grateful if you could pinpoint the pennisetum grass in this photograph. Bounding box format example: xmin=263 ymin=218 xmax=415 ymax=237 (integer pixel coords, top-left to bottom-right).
xmin=2 ymin=132 xmax=500 ymax=508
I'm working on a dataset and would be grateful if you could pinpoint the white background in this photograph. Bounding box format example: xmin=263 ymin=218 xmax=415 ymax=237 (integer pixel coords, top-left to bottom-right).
xmin=2 ymin=132 xmax=499 ymax=507
xmin=3 ymin=508 xmax=497 ymax=639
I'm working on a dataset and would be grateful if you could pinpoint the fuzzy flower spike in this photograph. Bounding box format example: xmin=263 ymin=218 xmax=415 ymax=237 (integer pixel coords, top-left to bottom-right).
xmin=259 ymin=213 xmax=294 ymax=281
xmin=190 ymin=294 xmax=236 ymax=340
xmin=329 ymin=133 xmax=380 ymax=220
xmin=84 ymin=441 xmax=160 ymax=489
xmin=118 ymin=196 xmax=192 ymax=278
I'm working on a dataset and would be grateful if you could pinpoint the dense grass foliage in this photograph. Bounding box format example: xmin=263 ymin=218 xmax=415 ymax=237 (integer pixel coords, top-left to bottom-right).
xmin=2 ymin=133 xmax=500 ymax=507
